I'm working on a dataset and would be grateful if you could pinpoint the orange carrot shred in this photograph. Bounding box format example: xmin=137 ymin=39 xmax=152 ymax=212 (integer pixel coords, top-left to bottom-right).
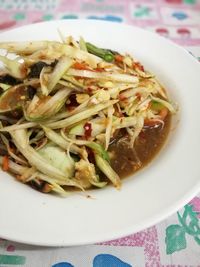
xmin=159 ymin=107 xmax=168 ymax=121
xmin=2 ymin=155 xmax=9 ymax=171
xmin=114 ymin=54 xmax=124 ymax=62
xmin=73 ymin=62 xmax=91 ymax=70
xmin=144 ymin=108 xmax=168 ymax=127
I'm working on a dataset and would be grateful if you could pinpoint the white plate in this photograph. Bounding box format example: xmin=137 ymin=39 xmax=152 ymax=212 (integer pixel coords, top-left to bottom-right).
xmin=0 ymin=20 xmax=200 ymax=246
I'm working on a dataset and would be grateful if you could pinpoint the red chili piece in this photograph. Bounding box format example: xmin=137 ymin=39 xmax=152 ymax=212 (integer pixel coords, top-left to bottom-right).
xmin=134 ymin=62 xmax=144 ymax=72
xmin=84 ymin=122 xmax=92 ymax=139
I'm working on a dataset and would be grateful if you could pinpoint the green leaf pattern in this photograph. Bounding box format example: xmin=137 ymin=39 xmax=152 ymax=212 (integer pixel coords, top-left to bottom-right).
xmin=165 ymin=204 xmax=200 ymax=254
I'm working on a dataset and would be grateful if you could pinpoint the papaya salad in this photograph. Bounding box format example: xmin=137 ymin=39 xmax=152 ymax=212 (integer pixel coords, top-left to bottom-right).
xmin=0 ymin=36 xmax=176 ymax=196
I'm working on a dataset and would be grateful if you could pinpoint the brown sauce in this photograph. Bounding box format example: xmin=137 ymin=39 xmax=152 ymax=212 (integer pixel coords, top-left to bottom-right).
xmin=109 ymin=114 xmax=171 ymax=178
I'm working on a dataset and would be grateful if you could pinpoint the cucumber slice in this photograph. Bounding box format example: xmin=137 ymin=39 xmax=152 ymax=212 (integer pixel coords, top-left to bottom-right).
xmin=38 ymin=143 xmax=75 ymax=179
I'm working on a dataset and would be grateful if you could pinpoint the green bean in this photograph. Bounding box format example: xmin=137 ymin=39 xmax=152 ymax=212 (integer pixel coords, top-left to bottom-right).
xmin=86 ymin=42 xmax=114 ymax=62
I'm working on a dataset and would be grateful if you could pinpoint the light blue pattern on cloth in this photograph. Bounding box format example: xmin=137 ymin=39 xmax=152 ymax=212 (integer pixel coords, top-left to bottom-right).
xmin=93 ymin=254 xmax=132 ymax=267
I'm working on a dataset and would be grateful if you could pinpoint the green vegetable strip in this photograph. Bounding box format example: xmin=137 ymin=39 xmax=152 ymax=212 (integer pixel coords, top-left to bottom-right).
xmin=113 ymin=117 xmax=137 ymax=129
xmin=91 ymin=181 xmax=107 ymax=188
xmin=95 ymin=154 xmax=121 ymax=189
xmin=151 ymin=100 xmax=164 ymax=111
xmin=86 ymin=142 xmax=110 ymax=162
xmin=69 ymin=116 xmax=139 ymax=137
xmin=61 ymin=75 xmax=84 ymax=88
xmin=151 ymin=96 xmax=176 ymax=113
xmin=10 ymin=129 xmax=82 ymax=189
xmin=0 ymin=122 xmax=37 ymax=132
xmin=0 ymin=83 xmax=11 ymax=91
xmin=79 ymin=37 xmax=87 ymax=52
xmin=0 ymin=41 xmax=56 ymax=54
xmin=58 ymin=134 xmax=109 ymax=161
xmin=69 ymin=120 xmax=105 ymax=137
xmin=67 ymin=69 xmax=139 ymax=83
xmin=35 ymin=172 xmax=74 ymax=187
xmin=26 ymin=88 xmax=72 ymax=121
xmin=48 ymin=56 xmax=74 ymax=93
xmin=86 ymin=42 xmax=114 ymax=62
xmin=44 ymin=100 xmax=118 ymax=129
xmin=0 ymin=55 xmax=27 ymax=79
xmin=42 ymin=126 xmax=82 ymax=155
xmin=62 ymin=44 xmax=101 ymax=68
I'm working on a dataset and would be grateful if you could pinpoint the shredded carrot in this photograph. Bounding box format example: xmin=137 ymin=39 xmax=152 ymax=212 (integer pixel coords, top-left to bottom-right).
xmin=144 ymin=108 xmax=168 ymax=127
xmin=133 ymin=62 xmax=144 ymax=72
xmin=73 ymin=62 xmax=91 ymax=70
xmin=119 ymin=94 xmax=127 ymax=101
xmin=42 ymin=183 xmax=52 ymax=193
xmin=136 ymin=93 xmax=141 ymax=101
xmin=94 ymin=67 xmax=104 ymax=72
xmin=9 ymin=147 xmax=15 ymax=153
xmin=114 ymin=54 xmax=124 ymax=62
xmin=2 ymin=155 xmax=9 ymax=171
xmin=159 ymin=107 xmax=168 ymax=120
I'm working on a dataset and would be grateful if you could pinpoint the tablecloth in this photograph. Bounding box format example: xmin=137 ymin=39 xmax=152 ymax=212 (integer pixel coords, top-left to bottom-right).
xmin=0 ymin=1 xmax=200 ymax=266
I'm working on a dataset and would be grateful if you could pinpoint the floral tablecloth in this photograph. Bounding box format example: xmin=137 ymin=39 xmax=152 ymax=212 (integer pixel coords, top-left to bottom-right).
xmin=0 ymin=1 xmax=200 ymax=266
